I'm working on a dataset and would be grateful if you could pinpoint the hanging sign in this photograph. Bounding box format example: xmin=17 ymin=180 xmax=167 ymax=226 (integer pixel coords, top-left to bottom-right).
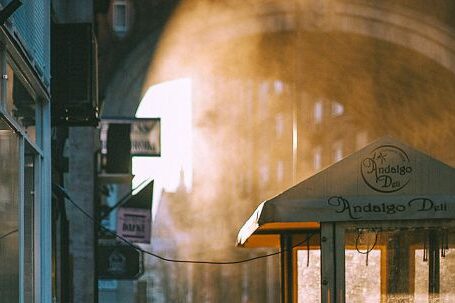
xmin=130 ymin=118 xmax=161 ymax=156
xmin=100 ymin=118 xmax=161 ymax=158
xmin=98 ymin=241 xmax=144 ymax=280
xmin=117 ymin=207 xmax=151 ymax=244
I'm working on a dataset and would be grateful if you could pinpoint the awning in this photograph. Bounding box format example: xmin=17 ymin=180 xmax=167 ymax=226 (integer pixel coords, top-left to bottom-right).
xmin=122 ymin=180 xmax=154 ymax=209
xmin=237 ymin=137 xmax=455 ymax=247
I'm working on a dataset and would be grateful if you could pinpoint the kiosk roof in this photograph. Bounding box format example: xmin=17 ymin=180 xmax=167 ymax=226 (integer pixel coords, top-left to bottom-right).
xmin=237 ymin=137 xmax=455 ymax=247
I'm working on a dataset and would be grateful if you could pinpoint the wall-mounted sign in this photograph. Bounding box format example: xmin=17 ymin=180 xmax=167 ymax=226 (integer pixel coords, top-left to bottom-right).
xmin=117 ymin=207 xmax=151 ymax=244
xmin=361 ymin=145 xmax=413 ymax=193
xmin=116 ymin=180 xmax=153 ymax=244
xmin=98 ymin=242 xmax=144 ymax=280
xmin=130 ymin=118 xmax=161 ymax=156
xmin=100 ymin=118 xmax=161 ymax=159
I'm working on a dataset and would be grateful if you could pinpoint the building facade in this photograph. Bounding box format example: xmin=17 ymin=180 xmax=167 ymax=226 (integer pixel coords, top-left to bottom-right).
xmin=51 ymin=1 xmax=99 ymax=303
xmin=0 ymin=0 xmax=52 ymax=302
xmin=0 ymin=1 xmax=104 ymax=302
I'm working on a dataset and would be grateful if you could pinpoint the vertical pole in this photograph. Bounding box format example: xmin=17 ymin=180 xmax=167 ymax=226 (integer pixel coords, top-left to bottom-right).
xmin=281 ymin=234 xmax=293 ymax=303
xmin=321 ymin=223 xmax=336 ymax=303
xmin=19 ymin=137 xmax=25 ymax=303
xmin=335 ymin=224 xmax=345 ymax=303
xmin=387 ymin=232 xmax=411 ymax=301
xmin=41 ymin=99 xmax=52 ymax=303
xmin=428 ymin=231 xmax=440 ymax=302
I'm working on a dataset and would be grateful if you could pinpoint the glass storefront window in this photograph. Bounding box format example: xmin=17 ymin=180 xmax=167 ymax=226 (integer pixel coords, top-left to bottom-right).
xmin=345 ymin=248 xmax=381 ymax=302
xmin=0 ymin=118 xmax=19 ymax=301
xmin=345 ymin=225 xmax=455 ymax=303
xmin=439 ymin=245 xmax=455 ymax=301
xmin=296 ymin=233 xmax=321 ymax=303
xmin=415 ymin=233 xmax=455 ymax=303
xmin=0 ymin=117 xmax=39 ymax=302
xmin=0 ymin=17 xmax=51 ymax=302
xmin=297 ymin=250 xmax=321 ymax=303
xmin=5 ymin=62 xmax=37 ymax=143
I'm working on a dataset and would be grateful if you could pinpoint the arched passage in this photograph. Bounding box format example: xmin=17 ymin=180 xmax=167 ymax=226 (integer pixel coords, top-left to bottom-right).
xmin=101 ymin=0 xmax=455 ymax=117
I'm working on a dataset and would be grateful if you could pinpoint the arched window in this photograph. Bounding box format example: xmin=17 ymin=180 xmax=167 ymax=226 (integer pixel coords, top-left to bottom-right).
xmin=112 ymin=0 xmax=129 ymax=35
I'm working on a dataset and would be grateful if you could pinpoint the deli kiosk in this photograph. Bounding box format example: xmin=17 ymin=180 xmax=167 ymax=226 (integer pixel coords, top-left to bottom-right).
xmin=237 ymin=137 xmax=455 ymax=303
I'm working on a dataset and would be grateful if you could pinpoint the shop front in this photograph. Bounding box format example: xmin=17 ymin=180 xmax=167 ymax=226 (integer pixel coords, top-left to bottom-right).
xmin=0 ymin=25 xmax=52 ymax=302
xmin=238 ymin=137 xmax=455 ymax=303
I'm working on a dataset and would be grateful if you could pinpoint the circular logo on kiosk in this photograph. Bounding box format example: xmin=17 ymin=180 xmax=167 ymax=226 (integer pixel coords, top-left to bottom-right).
xmin=361 ymin=145 xmax=413 ymax=193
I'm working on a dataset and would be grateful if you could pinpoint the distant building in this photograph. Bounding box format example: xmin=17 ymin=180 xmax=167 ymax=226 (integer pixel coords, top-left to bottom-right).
xmin=145 ymin=180 xmax=192 ymax=302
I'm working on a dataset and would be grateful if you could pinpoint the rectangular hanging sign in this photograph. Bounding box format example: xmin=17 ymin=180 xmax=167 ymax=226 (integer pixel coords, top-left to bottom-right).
xmin=130 ymin=118 xmax=161 ymax=156
xmin=117 ymin=207 xmax=151 ymax=244
xmin=100 ymin=118 xmax=161 ymax=157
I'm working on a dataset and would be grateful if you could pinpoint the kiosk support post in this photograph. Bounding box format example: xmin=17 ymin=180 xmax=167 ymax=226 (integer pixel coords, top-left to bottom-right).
xmin=321 ymin=223 xmax=336 ymax=303
xmin=428 ymin=231 xmax=440 ymax=302
xmin=281 ymin=234 xmax=293 ymax=303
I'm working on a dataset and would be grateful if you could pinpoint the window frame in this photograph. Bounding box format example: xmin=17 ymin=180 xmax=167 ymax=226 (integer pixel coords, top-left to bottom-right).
xmin=0 ymin=42 xmax=49 ymax=303
xmin=336 ymin=220 xmax=455 ymax=303
xmin=112 ymin=0 xmax=129 ymax=34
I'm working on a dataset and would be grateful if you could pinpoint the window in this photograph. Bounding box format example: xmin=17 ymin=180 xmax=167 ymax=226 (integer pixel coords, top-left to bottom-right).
xmin=275 ymin=114 xmax=284 ymax=138
xmin=5 ymin=62 xmax=37 ymax=143
xmin=259 ymin=81 xmax=269 ymax=96
xmin=274 ymin=80 xmax=284 ymax=95
xmin=333 ymin=140 xmax=343 ymax=162
xmin=356 ymin=131 xmax=368 ymax=150
xmin=240 ymin=169 xmax=253 ymax=196
xmin=313 ymin=101 xmax=323 ymax=124
xmin=113 ymin=0 xmax=129 ymax=34
xmin=294 ymin=233 xmax=322 ymax=303
xmin=297 ymin=250 xmax=321 ymax=302
xmin=0 ymin=49 xmax=47 ymax=302
xmin=259 ymin=81 xmax=269 ymax=106
xmin=276 ymin=160 xmax=284 ymax=182
xmin=260 ymin=164 xmax=269 ymax=185
xmin=344 ymin=225 xmax=455 ymax=302
xmin=292 ymin=221 xmax=455 ymax=303
xmin=313 ymin=146 xmax=322 ymax=171
xmin=0 ymin=122 xmax=19 ymax=301
xmin=331 ymin=101 xmax=344 ymax=117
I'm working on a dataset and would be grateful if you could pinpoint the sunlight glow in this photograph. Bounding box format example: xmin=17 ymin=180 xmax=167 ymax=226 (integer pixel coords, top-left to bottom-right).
xmin=133 ymin=78 xmax=192 ymax=218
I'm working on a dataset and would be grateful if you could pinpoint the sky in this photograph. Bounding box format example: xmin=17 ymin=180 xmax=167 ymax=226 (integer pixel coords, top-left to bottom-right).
xmin=132 ymin=78 xmax=192 ymax=219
